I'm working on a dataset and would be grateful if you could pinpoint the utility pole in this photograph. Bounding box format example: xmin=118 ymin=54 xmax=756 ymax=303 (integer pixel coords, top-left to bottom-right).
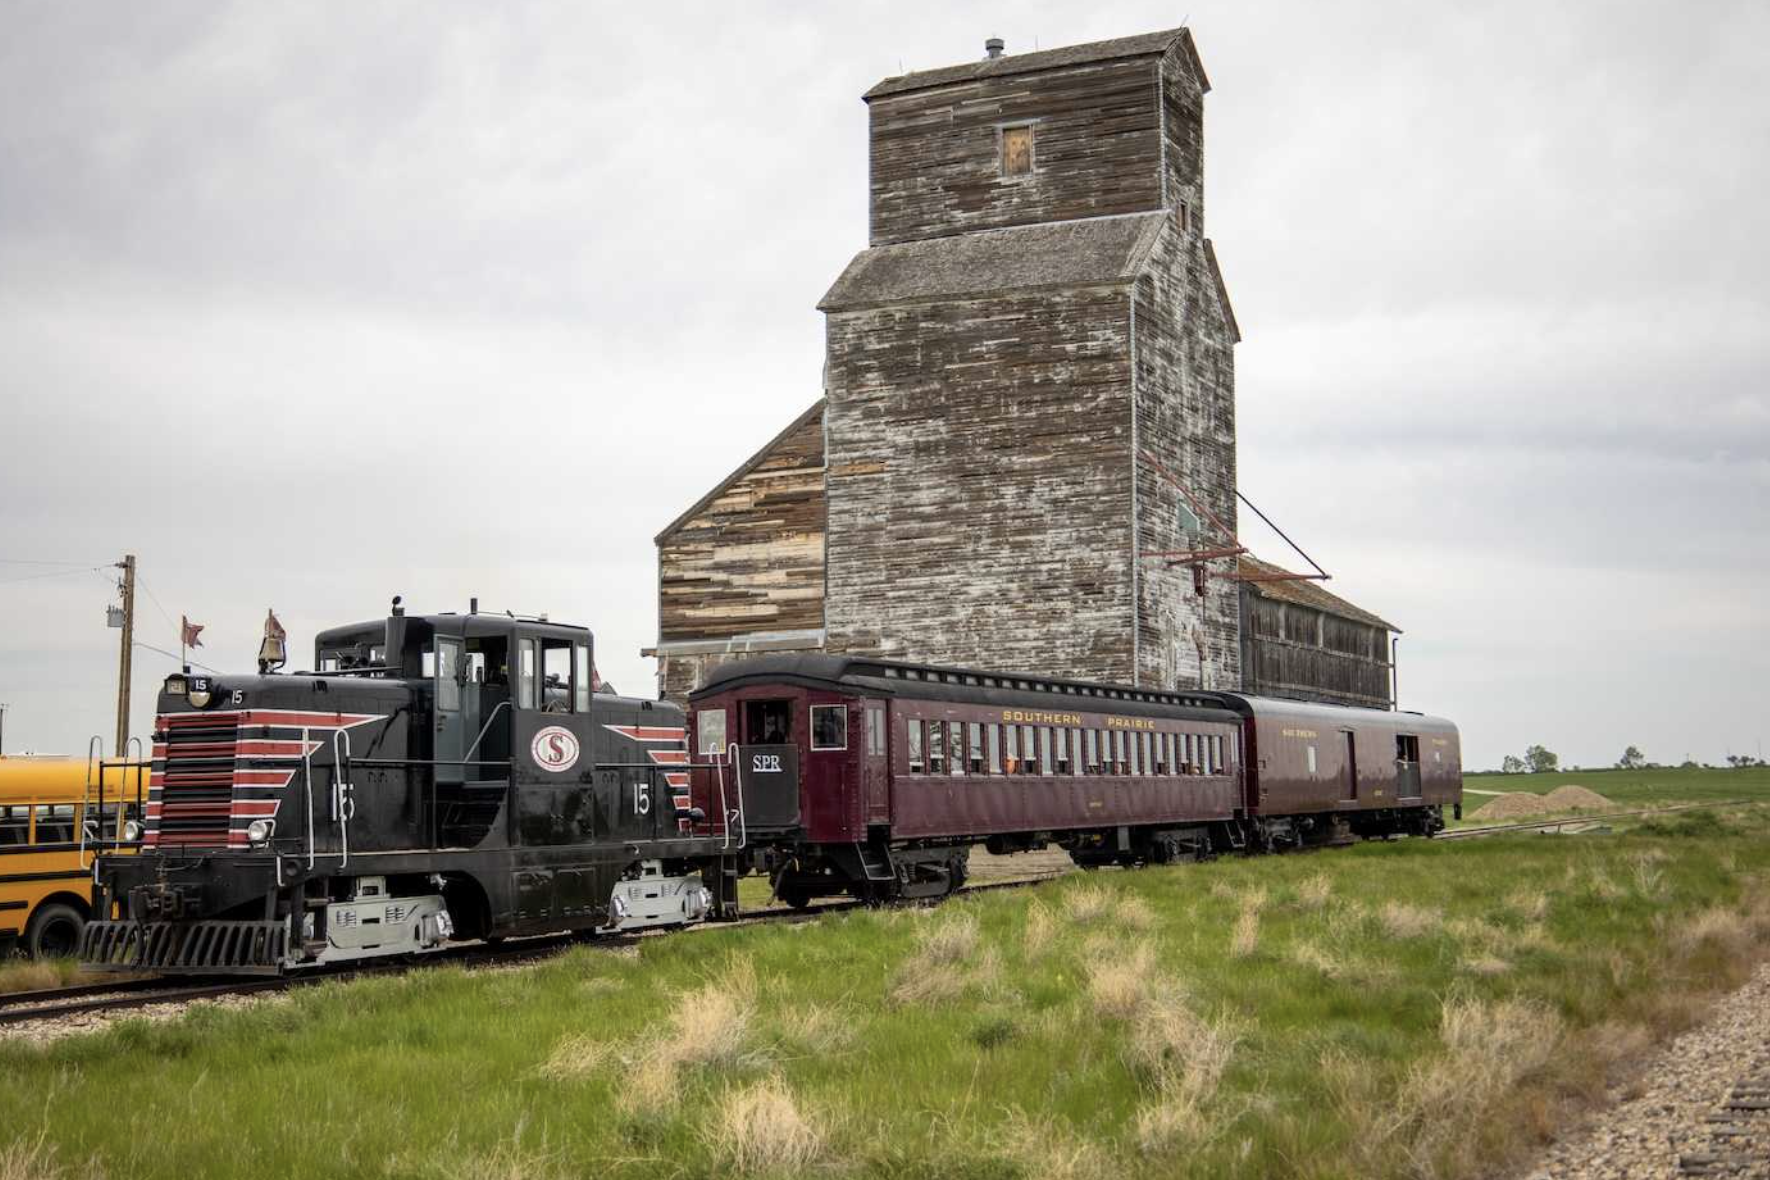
xmin=0 ymin=703 xmax=8 ymax=755
xmin=114 ymin=554 xmax=136 ymax=755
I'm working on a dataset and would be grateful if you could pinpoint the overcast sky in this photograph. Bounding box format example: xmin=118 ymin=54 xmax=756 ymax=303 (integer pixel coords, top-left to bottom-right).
xmin=1 ymin=1 xmax=1764 ymax=770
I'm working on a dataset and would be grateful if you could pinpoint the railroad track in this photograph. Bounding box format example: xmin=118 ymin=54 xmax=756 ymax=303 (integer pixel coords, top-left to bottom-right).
xmin=2 ymin=802 xmax=1748 ymax=1027
xmin=1438 ymin=798 xmax=1751 ymax=841
xmin=0 ymin=870 xmax=1073 ymax=1028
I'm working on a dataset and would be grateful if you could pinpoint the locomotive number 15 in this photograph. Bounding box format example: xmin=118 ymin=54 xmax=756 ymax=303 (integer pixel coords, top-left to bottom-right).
xmin=632 ymin=781 xmax=651 ymax=816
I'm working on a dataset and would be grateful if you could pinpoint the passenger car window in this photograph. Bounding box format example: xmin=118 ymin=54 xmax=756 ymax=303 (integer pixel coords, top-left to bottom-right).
xmin=811 ymin=705 xmax=847 ymax=750
xmin=697 ymin=708 xmax=727 ymax=756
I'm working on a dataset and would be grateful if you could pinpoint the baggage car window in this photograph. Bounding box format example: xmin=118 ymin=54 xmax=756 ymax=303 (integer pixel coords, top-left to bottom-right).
xmin=867 ymin=707 xmax=886 ymax=756
xmin=1085 ymin=729 xmax=1098 ymax=773
xmin=1022 ymin=725 xmax=1038 ymax=773
xmin=697 ymin=709 xmax=727 ymax=756
xmin=1055 ymin=728 xmax=1070 ymax=773
xmin=967 ymin=723 xmax=984 ymax=773
xmin=1004 ymin=725 xmax=1019 ymax=773
xmin=928 ymin=722 xmax=945 ymax=770
xmin=908 ymin=721 xmax=924 ymax=772
xmin=949 ymin=724 xmax=965 ymax=775
xmin=811 ymin=705 xmax=847 ymax=750
xmin=1071 ymin=729 xmax=1084 ymax=776
xmin=1306 ymin=744 xmax=1317 ymax=774
xmin=987 ymin=725 xmax=1001 ymax=774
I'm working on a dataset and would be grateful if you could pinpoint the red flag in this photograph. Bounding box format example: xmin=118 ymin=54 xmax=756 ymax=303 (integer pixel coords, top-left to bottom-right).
xmin=264 ymin=609 xmax=286 ymax=642
xmin=181 ymin=615 xmax=204 ymax=649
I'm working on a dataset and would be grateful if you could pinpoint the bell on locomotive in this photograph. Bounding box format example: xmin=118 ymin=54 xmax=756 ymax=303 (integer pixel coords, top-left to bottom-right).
xmin=78 ymin=598 xmax=735 ymax=975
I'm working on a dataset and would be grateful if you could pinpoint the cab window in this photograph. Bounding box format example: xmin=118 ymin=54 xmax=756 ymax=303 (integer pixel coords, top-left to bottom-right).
xmin=541 ymin=640 xmax=573 ymax=713
xmin=574 ymin=644 xmax=592 ymax=712
xmin=516 ymin=639 xmax=538 ymax=709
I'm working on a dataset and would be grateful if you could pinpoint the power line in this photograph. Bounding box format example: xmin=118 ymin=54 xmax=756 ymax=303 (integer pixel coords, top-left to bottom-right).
xmin=0 ymin=564 xmax=109 ymax=588
xmin=0 ymin=558 xmax=109 ymax=566
xmin=133 ymin=641 xmax=219 ymax=674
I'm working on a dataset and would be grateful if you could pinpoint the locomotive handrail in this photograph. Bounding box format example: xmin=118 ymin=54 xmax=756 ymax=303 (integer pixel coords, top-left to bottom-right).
xmin=461 ymin=701 xmax=512 ymax=765
xmin=303 ymin=725 xmax=316 ymax=870
xmin=332 ymin=728 xmax=354 ymax=869
xmin=80 ymin=736 xmax=103 ymax=863
xmin=727 ymin=742 xmax=747 ymax=850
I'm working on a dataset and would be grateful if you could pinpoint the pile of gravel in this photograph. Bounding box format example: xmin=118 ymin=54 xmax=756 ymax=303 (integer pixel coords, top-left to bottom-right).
xmin=1471 ymin=785 xmax=1616 ymax=821
xmin=1542 ymin=785 xmax=1615 ymax=811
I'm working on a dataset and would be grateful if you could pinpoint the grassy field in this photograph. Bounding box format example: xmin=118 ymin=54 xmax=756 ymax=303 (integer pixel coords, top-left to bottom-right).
xmin=3 ymin=803 xmax=1767 ymax=1180
xmin=1465 ymin=764 xmax=1770 ymax=807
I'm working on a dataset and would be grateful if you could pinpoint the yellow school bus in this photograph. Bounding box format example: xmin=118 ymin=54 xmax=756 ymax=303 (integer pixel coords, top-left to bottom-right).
xmin=0 ymin=755 xmax=147 ymax=958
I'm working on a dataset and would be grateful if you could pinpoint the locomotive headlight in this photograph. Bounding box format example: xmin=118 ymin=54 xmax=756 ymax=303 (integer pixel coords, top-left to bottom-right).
xmin=246 ymin=819 xmax=274 ymax=846
xmin=186 ymin=676 xmax=214 ymax=709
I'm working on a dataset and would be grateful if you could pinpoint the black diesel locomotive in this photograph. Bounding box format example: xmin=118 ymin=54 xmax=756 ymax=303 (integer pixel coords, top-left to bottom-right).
xmin=80 ymin=602 xmax=737 ymax=973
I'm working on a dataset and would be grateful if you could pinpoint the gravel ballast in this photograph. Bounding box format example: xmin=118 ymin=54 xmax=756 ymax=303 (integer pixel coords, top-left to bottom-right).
xmin=1521 ymin=960 xmax=1770 ymax=1179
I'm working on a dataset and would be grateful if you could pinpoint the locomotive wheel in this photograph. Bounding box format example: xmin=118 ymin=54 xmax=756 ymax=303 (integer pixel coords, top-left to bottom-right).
xmin=777 ymin=886 xmax=813 ymax=910
xmin=26 ymin=903 xmax=84 ymax=960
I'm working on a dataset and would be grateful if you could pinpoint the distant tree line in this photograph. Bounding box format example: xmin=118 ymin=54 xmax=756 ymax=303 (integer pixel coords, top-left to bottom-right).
xmin=1492 ymin=745 xmax=1764 ymax=774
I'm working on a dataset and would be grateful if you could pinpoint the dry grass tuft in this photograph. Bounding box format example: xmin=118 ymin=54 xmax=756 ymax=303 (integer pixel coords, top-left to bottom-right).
xmin=1115 ymin=894 xmax=1157 ymax=932
xmin=1585 ymin=865 xmax=1623 ymax=901
xmin=890 ymin=912 xmax=998 ymax=1007
xmin=1503 ymin=888 xmax=1550 ymax=922
xmin=1378 ymin=901 xmax=1439 ymax=939
xmin=1292 ymin=940 xmax=1348 ymax=979
xmin=1023 ymin=899 xmax=1057 ymax=959
xmin=443 ymin=1141 xmax=563 ymax=1180
xmin=772 ymin=1003 xmax=859 ymax=1054
xmin=1125 ymin=996 xmax=1238 ymax=1154
xmin=1673 ymin=907 xmax=1751 ymax=956
xmin=1228 ymin=906 xmax=1260 ymax=959
xmin=1086 ymin=942 xmax=1157 ymax=1019
xmin=1296 ymin=873 xmax=1333 ymax=910
xmin=1063 ymin=885 xmax=1113 ymax=924
xmin=707 ymin=1076 xmax=825 ymax=1175
xmin=994 ymin=1111 xmax=1105 ymax=1180
xmin=1632 ymin=859 xmax=1667 ymax=900
xmin=611 ymin=956 xmax=763 ymax=1111
xmin=536 ymin=1033 xmax=616 ymax=1081
xmin=1460 ymin=955 xmax=1513 ymax=977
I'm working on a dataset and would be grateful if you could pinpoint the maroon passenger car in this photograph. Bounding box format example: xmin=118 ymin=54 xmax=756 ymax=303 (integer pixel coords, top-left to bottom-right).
xmin=686 ymin=655 xmax=1461 ymax=906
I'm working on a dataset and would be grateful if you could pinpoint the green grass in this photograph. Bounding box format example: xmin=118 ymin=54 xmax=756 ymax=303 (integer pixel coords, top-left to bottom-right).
xmin=1465 ymin=763 xmax=1770 ymax=807
xmin=3 ymin=808 xmax=1768 ymax=1180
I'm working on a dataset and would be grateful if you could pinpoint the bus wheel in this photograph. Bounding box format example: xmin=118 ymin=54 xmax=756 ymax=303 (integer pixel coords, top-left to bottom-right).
xmin=26 ymin=904 xmax=84 ymax=959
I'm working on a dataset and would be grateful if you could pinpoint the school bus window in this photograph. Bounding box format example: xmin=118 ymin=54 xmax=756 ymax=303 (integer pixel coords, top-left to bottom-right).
xmin=34 ymin=804 xmax=75 ymax=844
xmin=0 ymin=805 xmax=28 ymax=846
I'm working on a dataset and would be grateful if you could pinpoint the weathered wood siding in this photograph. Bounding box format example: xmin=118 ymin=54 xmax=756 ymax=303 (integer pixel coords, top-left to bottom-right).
xmin=822 ymin=287 xmax=1137 ymax=680
xmin=868 ymin=57 xmax=1165 ymax=246
xmin=1239 ymin=593 xmax=1394 ymax=709
xmin=1132 ymin=215 xmax=1240 ymax=691
xmin=655 ymin=408 xmax=827 ymax=702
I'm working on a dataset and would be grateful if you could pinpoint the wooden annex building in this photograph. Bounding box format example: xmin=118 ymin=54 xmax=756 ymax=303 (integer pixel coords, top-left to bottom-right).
xmin=650 ymin=27 xmax=1398 ymax=712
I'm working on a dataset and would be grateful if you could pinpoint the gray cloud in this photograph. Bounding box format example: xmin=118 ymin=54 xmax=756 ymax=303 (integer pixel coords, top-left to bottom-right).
xmin=2 ymin=0 xmax=1765 ymax=771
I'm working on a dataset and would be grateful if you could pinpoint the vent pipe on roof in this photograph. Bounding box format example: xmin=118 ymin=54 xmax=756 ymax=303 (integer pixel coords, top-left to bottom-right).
xmin=984 ymin=37 xmax=1005 ymax=59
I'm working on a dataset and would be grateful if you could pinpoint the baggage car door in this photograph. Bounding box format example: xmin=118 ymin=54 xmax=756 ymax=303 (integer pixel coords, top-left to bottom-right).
xmin=862 ymin=701 xmax=889 ymax=825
